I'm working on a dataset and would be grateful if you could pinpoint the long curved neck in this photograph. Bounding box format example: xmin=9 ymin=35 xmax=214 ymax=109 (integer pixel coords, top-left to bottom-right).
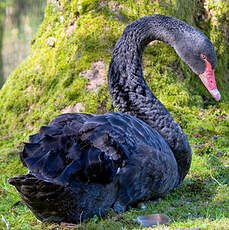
xmin=108 ymin=15 xmax=192 ymax=183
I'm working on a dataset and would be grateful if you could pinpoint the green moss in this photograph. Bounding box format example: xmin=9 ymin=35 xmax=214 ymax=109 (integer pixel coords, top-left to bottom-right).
xmin=0 ymin=0 xmax=228 ymax=229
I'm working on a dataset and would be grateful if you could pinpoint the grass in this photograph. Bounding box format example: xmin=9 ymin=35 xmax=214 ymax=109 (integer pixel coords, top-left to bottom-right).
xmin=0 ymin=154 xmax=228 ymax=229
xmin=0 ymin=103 xmax=228 ymax=230
xmin=0 ymin=0 xmax=229 ymax=229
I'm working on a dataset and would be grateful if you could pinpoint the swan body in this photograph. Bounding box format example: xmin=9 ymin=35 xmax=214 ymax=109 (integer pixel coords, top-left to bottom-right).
xmin=9 ymin=14 xmax=220 ymax=223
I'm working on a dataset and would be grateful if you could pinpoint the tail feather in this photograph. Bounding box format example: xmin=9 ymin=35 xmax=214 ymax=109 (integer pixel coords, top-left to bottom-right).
xmin=8 ymin=174 xmax=78 ymax=222
xmin=8 ymin=173 xmax=118 ymax=223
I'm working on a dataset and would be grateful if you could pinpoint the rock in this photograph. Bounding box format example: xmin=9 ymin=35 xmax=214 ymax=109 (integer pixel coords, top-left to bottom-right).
xmin=80 ymin=61 xmax=106 ymax=91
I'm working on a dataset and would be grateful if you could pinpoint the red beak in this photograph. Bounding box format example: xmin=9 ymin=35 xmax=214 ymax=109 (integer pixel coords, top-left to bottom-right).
xmin=199 ymin=59 xmax=221 ymax=101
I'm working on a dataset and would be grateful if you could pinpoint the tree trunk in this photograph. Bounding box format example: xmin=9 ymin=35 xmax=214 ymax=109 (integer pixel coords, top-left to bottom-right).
xmin=0 ymin=0 xmax=228 ymax=137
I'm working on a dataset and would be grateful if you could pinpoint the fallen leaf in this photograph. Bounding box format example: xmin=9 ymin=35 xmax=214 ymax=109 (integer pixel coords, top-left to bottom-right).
xmin=60 ymin=222 xmax=77 ymax=228
xmin=133 ymin=213 xmax=170 ymax=227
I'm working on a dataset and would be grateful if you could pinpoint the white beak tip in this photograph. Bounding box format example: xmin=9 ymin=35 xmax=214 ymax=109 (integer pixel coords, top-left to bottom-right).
xmin=210 ymin=89 xmax=221 ymax=101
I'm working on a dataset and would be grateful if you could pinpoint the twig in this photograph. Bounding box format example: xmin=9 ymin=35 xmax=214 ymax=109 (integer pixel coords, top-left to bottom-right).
xmin=79 ymin=211 xmax=83 ymax=226
xmin=210 ymin=170 xmax=223 ymax=186
xmin=1 ymin=215 xmax=10 ymax=229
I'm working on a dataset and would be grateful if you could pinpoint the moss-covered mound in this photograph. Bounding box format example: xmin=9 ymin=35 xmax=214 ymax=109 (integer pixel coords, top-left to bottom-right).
xmin=0 ymin=0 xmax=228 ymax=229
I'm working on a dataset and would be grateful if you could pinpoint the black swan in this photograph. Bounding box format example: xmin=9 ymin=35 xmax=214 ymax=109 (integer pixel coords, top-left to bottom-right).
xmin=9 ymin=14 xmax=221 ymax=223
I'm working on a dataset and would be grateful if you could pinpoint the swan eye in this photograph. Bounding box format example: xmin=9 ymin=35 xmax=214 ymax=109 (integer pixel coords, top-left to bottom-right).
xmin=201 ymin=54 xmax=207 ymax=60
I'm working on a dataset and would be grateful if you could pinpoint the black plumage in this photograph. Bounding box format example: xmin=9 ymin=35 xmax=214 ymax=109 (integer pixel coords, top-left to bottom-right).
xmin=9 ymin=14 xmax=218 ymax=223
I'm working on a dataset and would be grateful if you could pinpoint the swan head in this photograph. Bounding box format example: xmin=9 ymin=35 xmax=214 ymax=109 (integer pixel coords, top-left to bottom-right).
xmin=174 ymin=32 xmax=221 ymax=101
